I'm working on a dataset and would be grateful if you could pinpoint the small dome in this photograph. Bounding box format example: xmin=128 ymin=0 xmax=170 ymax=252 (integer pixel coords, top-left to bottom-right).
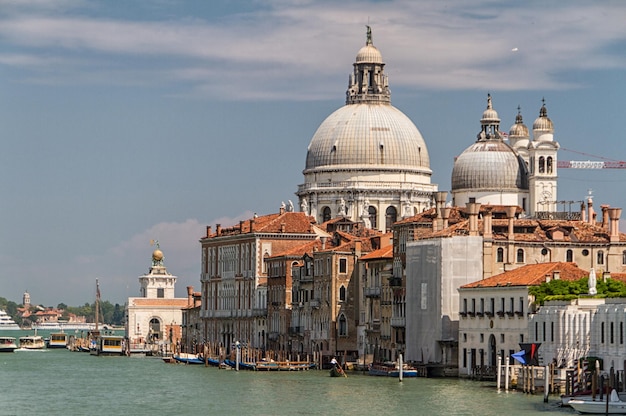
xmin=481 ymin=94 xmax=500 ymax=124
xmin=509 ymin=108 xmax=529 ymax=138
xmin=356 ymin=44 xmax=383 ymax=64
xmin=533 ymin=101 xmax=554 ymax=133
xmin=451 ymin=140 xmax=529 ymax=192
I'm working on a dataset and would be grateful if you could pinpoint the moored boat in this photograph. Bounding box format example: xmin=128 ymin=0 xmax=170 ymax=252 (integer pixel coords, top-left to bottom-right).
xmin=0 ymin=336 xmax=18 ymax=352
xmin=90 ymin=333 xmax=125 ymax=356
xmin=569 ymin=389 xmax=626 ymax=414
xmin=47 ymin=332 xmax=69 ymax=349
xmin=18 ymin=335 xmax=45 ymax=350
xmin=368 ymin=362 xmax=419 ymax=377
xmin=173 ymin=352 xmax=204 ymax=364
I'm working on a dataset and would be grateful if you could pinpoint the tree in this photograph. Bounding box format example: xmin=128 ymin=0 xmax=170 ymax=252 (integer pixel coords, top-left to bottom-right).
xmin=529 ymin=277 xmax=626 ymax=306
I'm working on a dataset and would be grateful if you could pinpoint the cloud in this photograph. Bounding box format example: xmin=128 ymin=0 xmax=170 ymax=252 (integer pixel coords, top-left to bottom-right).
xmin=0 ymin=1 xmax=624 ymax=98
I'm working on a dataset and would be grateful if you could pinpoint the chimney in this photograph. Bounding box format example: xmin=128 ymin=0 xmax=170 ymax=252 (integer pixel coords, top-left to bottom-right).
xmin=601 ymin=205 xmax=610 ymax=229
xmin=354 ymin=240 xmax=362 ymax=257
xmin=187 ymin=286 xmax=194 ymax=306
xmin=588 ymin=197 xmax=595 ymax=225
xmin=553 ymin=270 xmax=560 ymax=280
xmin=280 ymin=205 xmax=285 ymax=214
xmin=581 ymin=201 xmax=586 ymax=223
xmin=483 ymin=207 xmax=493 ymax=240
xmin=216 ymin=224 xmax=222 ymax=236
xmin=321 ymin=236 xmax=327 ymax=250
xmin=441 ymin=207 xmax=451 ymax=229
xmin=206 ymin=226 xmax=212 ymax=237
xmin=608 ymin=207 xmax=622 ymax=242
xmin=545 ymin=274 xmax=551 ymax=283
xmin=249 ymin=219 xmax=255 ymax=232
xmin=466 ymin=202 xmax=481 ymax=236
xmin=435 ymin=191 xmax=448 ymax=221
xmin=281 ymin=223 xmax=286 ymax=233
xmin=505 ymin=206 xmax=517 ymax=240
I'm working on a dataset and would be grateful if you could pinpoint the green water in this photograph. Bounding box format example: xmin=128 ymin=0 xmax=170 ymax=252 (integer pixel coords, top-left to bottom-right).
xmin=0 ymin=331 xmax=575 ymax=416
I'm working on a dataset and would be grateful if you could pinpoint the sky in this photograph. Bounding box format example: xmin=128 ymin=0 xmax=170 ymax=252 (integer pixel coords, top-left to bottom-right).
xmin=0 ymin=0 xmax=625 ymax=307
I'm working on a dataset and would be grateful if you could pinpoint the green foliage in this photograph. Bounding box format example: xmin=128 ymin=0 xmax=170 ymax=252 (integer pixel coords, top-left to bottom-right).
xmin=530 ymin=277 xmax=626 ymax=305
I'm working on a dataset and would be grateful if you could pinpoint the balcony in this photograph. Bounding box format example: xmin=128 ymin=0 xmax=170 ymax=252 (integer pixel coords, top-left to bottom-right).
xmin=310 ymin=299 xmax=320 ymax=309
xmin=388 ymin=276 xmax=403 ymax=287
xmin=300 ymin=275 xmax=313 ymax=283
xmin=391 ymin=316 xmax=405 ymax=327
xmin=252 ymin=307 xmax=267 ymax=317
xmin=364 ymin=287 xmax=381 ymax=298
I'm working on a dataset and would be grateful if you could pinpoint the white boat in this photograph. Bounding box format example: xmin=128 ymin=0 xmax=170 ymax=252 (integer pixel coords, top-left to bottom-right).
xmin=18 ymin=335 xmax=45 ymax=349
xmin=0 ymin=310 xmax=20 ymax=330
xmin=47 ymin=332 xmax=69 ymax=349
xmin=569 ymin=390 xmax=626 ymax=414
xmin=0 ymin=336 xmax=18 ymax=352
xmin=32 ymin=322 xmax=96 ymax=331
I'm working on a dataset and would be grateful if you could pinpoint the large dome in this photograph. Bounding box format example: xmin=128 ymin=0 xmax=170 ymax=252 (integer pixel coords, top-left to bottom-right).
xmin=304 ymin=103 xmax=430 ymax=173
xmin=451 ymin=140 xmax=528 ymax=192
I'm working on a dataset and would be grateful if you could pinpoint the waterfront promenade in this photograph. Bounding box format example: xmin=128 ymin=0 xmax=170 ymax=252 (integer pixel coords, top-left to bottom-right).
xmin=0 ymin=331 xmax=576 ymax=416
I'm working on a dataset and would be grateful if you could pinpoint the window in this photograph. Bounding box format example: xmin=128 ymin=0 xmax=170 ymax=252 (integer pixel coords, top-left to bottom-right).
xmin=601 ymin=322 xmax=605 ymax=343
xmin=539 ymin=156 xmax=545 ymax=173
xmin=518 ymin=297 xmax=524 ymax=315
xmin=490 ymin=298 xmax=495 ymax=315
xmin=551 ymin=322 xmax=554 ymax=342
xmin=547 ymin=156 xmax=553 ymax=174
xmin=611 ymin=322 xmax=614 ymax=344
xmin=496 ymin=248 xmax=504 ymax=263
xmin=566 ymin=249 xmax=573 ymax=262
xmin=516 ymin=249 xmax=525 ymax=263
xmin=368 ymin=206 xmax=377 ymax=229
xmin=463 ymin=298 xmax=468 ymax=314
xmin=322 ymin=206 xmax=331 ymax=223
xmin=339 ymin=285 xmax=346 ymax=302
xmin=385 ymin=206 xmax=397 ymax=231
xmin=621 ymin=322 xmax=624 ymax=345
xmin=339 ymin=258 xmax=347 ymax=274
xmin=623 ymin=251 xmax=626 ymax=265
xmin=542 ymin=322 xmax=546 ymax=341
xmin=500 ymin=334 xmax=504 ymax=343
xmin=597 ymin=250 xmax=604 ymax=265
xmin=157 ymin=288 xmax=164 ymax=298
xmin=338 ymin=314 xmax=347 ymax=336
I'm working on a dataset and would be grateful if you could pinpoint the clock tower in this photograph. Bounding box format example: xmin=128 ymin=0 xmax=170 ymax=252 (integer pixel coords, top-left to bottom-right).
xmin=528 ymin=99 xmax=559 ymax=215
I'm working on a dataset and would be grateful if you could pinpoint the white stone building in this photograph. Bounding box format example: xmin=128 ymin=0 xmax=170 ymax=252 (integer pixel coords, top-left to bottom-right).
xmin=126 ymin=245 xmax=187 ymax=346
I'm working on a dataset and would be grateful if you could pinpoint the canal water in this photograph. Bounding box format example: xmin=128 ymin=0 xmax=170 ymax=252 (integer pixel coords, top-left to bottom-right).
xmin=0 ymin=330 xmax=577 ymax=416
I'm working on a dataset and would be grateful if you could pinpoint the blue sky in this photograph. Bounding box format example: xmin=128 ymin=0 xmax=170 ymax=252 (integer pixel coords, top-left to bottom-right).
xmin=0 ymin=0 xmax=625 ymax=306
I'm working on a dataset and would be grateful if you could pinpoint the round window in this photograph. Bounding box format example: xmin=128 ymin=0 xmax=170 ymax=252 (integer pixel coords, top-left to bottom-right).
xmin=582 ymin=249 xmax=589 ymax=256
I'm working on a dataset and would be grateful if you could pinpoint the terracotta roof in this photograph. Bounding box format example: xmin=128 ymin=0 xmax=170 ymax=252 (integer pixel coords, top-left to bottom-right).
xmin=268 ymin=240 xmax=322 ymax=259
xmin=207 ymin=211 xmax=316 ymax=237
xmin=360 ymin=244 xmax=393 ymax=260
xmin=461 ymin=262 xmax=589 ymax=289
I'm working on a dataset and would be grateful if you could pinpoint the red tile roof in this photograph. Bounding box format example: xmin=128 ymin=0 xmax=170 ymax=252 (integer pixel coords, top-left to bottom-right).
xmin=360 ymin=244 xmax=393 ymax=260
xmin=461 ymin=262 xmax=589 ymax=288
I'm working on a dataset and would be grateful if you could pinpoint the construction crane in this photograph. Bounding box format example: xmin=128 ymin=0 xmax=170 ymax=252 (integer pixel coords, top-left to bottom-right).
xmin=557 ymin=147 xmax=626 ymax=169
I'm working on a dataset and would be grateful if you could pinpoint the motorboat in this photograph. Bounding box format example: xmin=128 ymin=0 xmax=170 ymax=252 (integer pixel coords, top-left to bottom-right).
xmin=19 ymin=335 xmax=45 ymax=349
xmin=368 ymin=361 xmax=419 ymax=377
xmin=569 ymin=389 xmax=626 ymax=414
xmin=47 ymin=332 xmax=69 ymax=349
xmin=0 ymin=336 xmax=18 ymax=352
xmin=0 ymin=310 xmax=20 ymax=330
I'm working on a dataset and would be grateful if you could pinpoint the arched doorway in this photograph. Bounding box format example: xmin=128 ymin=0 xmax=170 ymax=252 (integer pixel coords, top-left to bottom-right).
xmin=149 ymin=317 xmax=162 ymax=342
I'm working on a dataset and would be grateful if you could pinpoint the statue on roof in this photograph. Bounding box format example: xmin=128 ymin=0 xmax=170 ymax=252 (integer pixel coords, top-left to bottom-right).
xmin=366 ymin=25 xmax=372 ymax=45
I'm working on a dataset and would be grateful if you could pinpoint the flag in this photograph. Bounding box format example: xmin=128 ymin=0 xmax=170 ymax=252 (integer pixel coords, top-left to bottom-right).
xmin=512 ymin=350 xmax=526 ymax=364
xmin=519 ymin=343 xmax=541 ymax=366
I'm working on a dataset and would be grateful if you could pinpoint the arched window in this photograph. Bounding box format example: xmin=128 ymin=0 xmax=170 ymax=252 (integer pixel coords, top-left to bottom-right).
xmin=547 ymin=156 xmax=553 ymax=174
xmin=322 ymin=206 xmax=331 ymax=223
xmin=339 ymin=285 xmax=346 ymax=302
xmin=496 ymin=248 xmax=504 ymax=263
xmin=385 ymin=206 xmax=397 ymax=231
xmin=566 ymin=249 xmax=573 ymax=263
xmin=597 ymin=250 xmax=604 ymax=265
xmin=516 ymin=249 xmax=525 ymax=263
xmin=368 ymin=206 xmax=377 ymax=229
xmin=622 ymin=250 xmax=626 ymax=265
xmin=338 ymin=314 xmax=347 ymax=337
xmin=538 ymin=156 xmax=545 ymax=173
